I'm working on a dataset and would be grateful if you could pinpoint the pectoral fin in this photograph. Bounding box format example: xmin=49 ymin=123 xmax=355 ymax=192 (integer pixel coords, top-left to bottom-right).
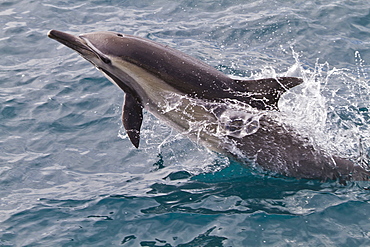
xmin=122 ymin=93 xmax=143 ymax=148
xmin=234 ymin=77 xmax=303 ymax=110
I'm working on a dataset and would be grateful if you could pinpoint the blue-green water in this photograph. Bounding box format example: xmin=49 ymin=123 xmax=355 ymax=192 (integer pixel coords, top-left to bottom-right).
xmin=1 ymin=0 xmax=370 ymax=246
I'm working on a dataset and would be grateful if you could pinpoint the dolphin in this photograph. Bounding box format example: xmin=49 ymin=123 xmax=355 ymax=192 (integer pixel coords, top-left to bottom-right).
xmin=48 ymin=30 xmax=370 ymax=182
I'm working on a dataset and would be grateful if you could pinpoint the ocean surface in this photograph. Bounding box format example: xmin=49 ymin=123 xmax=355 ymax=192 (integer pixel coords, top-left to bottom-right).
xmin=1 ymin=0 xmax=370 ymax=246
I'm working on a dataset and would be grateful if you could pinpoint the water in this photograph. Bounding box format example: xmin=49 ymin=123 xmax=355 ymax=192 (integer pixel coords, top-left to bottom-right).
xmin=1 ymin=0 xmax=370 ymax=246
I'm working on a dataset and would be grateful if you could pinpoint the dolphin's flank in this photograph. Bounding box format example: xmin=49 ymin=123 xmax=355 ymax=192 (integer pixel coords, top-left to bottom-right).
xmin=48 ymin=30 xmax=370 ymax=182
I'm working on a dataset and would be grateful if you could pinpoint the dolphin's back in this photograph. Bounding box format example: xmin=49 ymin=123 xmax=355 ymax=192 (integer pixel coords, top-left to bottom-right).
xmin=90 ymin=33 xmax=236 ymax=98
xmin=81 ymin=32 xmax=303 ymax=110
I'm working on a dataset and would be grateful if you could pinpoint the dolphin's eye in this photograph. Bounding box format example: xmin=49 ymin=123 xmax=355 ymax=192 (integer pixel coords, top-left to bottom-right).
xmin=101 ymin=56 xmax=111 ymax=64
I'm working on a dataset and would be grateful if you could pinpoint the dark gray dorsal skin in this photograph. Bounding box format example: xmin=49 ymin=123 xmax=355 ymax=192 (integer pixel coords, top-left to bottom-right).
xmin=47 ymin=30 xmax=370 ymax=182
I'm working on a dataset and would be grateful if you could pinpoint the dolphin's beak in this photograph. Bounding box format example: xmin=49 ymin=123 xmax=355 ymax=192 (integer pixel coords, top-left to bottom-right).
xmin=48 ymin=30 xmax=77 ymax=43
xmin=48 ymin=29 xmax=111 ymax=64
xmin=48 ymin=30 xmax=89 ymax=54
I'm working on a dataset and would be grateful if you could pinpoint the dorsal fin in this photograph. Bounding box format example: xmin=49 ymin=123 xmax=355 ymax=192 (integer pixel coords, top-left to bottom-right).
xmin=234 ymin=77 xmax=303 ymax=110
xmin=122 ymin=93 xmax=143 ymax=148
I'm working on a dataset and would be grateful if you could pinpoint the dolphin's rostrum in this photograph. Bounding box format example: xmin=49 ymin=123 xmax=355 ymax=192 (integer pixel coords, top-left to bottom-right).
xmin=48 ymin=30 xmax=370 ymax=182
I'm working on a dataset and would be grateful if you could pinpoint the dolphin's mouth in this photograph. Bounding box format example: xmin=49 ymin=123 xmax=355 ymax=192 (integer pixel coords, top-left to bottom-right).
xmin=48 ymin=30 xmax=111 ymax=64
xmin=48 ymin=30 xmax=90 ymax=55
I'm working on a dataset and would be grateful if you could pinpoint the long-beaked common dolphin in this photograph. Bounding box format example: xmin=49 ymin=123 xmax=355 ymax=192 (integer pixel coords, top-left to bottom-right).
xmin=48 ymin=30 xmax=370 ymax=182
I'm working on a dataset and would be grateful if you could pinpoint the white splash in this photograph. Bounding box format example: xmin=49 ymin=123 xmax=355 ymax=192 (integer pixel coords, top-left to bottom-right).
xmin=217 ymin=107 xmax=263 ymax=138
xmin=278 ymin=50 xmax=370 ymax=168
